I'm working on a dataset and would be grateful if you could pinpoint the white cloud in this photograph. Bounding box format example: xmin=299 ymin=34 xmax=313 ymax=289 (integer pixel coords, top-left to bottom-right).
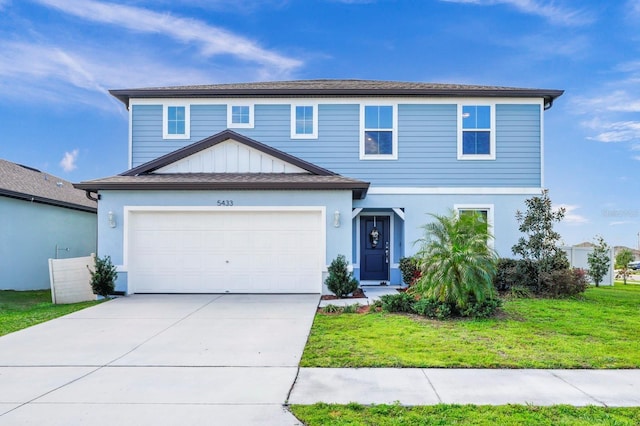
xmin=556 ymin=204 xmax=589 ymax=224
xmin=33 ymin=0 xmax=301 ymax=74
xmin=60 ymin=149 xmax=79 ymax=172
xmin=584 ymin=120 xmax=640 ymax=143
xmin=0 ymin=39 xmax=273 ymax=109
xmin=610 ymin=221 xmax=636 ymax=226
xmin=439 ymin=0 xmax=593 ymax=26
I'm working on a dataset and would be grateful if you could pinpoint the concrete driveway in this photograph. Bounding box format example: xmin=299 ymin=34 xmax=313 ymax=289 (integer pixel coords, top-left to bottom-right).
xmin=0 ymin=294 xmax=319 ymax=425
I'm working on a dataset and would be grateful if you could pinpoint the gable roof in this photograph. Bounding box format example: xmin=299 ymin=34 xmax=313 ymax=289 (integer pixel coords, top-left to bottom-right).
xmin=110 ymin=79 xmax=564 ymax=109
xmin=121 ymin=130 xmax=336 ymax=176
xmin=0 ymin=159 xmax=97 ymax=212
xmin=75 ymin=130 xmax=370 ymax=199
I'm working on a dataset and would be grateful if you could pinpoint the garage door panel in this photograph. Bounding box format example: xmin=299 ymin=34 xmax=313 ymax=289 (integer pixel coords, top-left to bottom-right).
xmin=128 ymin=209 xmax=323 ymax=294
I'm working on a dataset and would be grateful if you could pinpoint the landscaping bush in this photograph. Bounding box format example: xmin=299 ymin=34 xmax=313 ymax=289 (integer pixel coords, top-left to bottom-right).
xmin=410 ymin=211 xmax=498 ymax=309
xmin=412 ymin=298 xmax=452 ymax=319
xmin=494 ymin=258 xmax=538 ymax=292
xmin=380 ymin=293 xmax=415 ymax=313
xmin=89 ymin=255 xmax=117 ymax=298
xmin=399 ymin=257 xmax=421 ymax=286
xmin=322 ymin=304 xmax=342 ymax=314
xmin=457 ymin=297 xmax=502 ymax=318
xmin=342 ymin=303 xmax=360 ymax=314
xmin=325 ymin=254 xmax=359 ymax=298
xmin=540 ymin=268 xmax=589 ymax=297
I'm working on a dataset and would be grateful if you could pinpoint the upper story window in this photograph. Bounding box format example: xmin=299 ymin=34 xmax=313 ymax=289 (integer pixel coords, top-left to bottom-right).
xmin=458 ymin=104 xmax=495 ymax=160
xmin=163 ymin=104 xmax=190 ymax=139
xmin=360 ymin=104 xmax=397 ymax=160
xmin=291 ymin=104 xmax=318 ymax=139
xmin=227 ymin=104 xmax=254 ymax=128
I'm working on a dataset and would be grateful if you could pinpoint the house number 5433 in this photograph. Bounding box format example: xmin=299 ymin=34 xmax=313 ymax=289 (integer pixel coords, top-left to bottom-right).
xmin=217 ymin=200 xmax=234 ymax=206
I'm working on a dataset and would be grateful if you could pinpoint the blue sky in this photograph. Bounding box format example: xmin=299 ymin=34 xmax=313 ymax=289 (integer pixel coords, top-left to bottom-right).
xmin=1 ymin=0 xmax=639 ymax=248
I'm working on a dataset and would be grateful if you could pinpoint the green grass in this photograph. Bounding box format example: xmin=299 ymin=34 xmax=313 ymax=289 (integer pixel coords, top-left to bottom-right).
xmin=289 ymin=403 xmax=640 ymax=425
xmin=0 ymin=290 xmax=102 ymax=337
xmin=301 ymin=284 xmax=640 ymax=368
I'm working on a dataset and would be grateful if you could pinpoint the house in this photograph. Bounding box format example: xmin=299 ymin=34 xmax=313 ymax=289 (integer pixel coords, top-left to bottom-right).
xmin=0 ymin=159 xmax=97 ymax=290
xmin=75 ymin=80 xmax=563 ymax=294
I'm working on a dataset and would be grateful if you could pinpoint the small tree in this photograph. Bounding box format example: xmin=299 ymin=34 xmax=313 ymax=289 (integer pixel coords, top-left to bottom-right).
xmin=512 ymin=189 xmax=566 ymax=292
xmin=325 ymin=254 xmax=359 ymax=298
xmin=615 ymin=249 xmax=634 ymax=285
xmin=89 ymin=255 xmax=117 ymax=298
xmin=587 ymin=236 xmax=610 ymax=287
xmin=410 ymin=210 xmax=498 ymax=309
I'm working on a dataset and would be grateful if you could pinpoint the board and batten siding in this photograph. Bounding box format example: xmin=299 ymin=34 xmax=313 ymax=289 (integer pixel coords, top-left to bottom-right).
xmin=130 ymin=102 xmax=541 ymax=187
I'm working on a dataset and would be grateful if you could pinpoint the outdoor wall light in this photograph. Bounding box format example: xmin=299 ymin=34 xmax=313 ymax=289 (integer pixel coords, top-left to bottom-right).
xmin=333 ymin=210 xmax=341 ymax=228
xmin=107 ymin=211 xmax=117 ymax=228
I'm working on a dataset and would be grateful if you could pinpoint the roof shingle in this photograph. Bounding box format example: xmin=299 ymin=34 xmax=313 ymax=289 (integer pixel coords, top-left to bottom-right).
xmin=109 ymin=79 xmax=564 ymax=107
xmin=0 ymin=159 xmax=97 ymax=212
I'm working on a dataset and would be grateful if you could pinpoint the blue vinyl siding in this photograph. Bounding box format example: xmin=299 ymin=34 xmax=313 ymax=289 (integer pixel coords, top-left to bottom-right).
xmin=0 ymin=198 xmax=96 ymax=290
xmin=131 ymin=102 xmax=541 ymax=188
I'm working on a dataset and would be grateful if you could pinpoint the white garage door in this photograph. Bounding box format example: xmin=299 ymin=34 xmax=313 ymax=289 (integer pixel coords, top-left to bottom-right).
xmin=127 ymin=209 xmax=324 ymax=293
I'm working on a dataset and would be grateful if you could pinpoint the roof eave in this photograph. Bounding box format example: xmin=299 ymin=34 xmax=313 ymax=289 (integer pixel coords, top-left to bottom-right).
xmin=0 ymin=188 xmax=97 ymax=213
xmin=74 ymin=180 xmax=370 ymax=199
xmin=109 ymin=88 xmax=565 ymax=108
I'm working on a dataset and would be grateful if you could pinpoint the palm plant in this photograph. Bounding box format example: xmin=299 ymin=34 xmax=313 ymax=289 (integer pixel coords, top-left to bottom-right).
xmin=409 ymin=210 xmax=498 ymax=309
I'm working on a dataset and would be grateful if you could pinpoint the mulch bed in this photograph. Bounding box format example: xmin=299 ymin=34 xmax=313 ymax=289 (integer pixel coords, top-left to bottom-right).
xmin=320 ymin=287 xmax=366 ymax=300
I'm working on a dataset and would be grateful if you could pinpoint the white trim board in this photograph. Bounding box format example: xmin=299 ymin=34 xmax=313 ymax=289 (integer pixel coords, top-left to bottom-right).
xmin=129 ymin=97 xmax=546 ymax=107
xmin=367 ymin=187 xmax=544 ymax=195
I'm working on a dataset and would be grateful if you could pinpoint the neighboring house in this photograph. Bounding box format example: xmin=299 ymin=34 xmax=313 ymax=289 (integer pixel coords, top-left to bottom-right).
xmin=0 ymin=159 xmax=97 ymax=290
xmin=76 ymin=80 xmax=563 ymax=294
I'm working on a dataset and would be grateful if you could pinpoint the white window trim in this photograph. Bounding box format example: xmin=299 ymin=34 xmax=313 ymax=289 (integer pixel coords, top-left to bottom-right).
xmin=162 ymin=104 xmax=190 ymax=140
xmin=457 ymin=103 xmax=496 ymax=160
xmin=290 ymin=103 xmax=318 ymax=139
xmin=454 ymin=203 xmax=495 ymax=248
xmin=227 ymin=103 xmax=255 ymax=128
xmin=359 ymin=103 xmax=398 ymax=160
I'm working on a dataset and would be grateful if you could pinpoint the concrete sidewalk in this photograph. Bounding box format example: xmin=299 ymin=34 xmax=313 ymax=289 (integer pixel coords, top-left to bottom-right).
xmin=288 ymin=368 xmax=640 ymax=407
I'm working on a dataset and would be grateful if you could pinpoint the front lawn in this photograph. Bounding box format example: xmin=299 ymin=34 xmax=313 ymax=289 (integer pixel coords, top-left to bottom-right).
xmin=0 ymin=290 xmax=102 ymax=337
xmin=301 ymin=284 xmax=640 ymax=368
xmin=290 ymin=403 xmax=640 ymax=426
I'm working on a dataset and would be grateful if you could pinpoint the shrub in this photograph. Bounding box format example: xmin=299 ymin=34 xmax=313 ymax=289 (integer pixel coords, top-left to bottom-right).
xmin=494 ymin=258 xmax=538 ymax=292
xmin=508 ymin=285 xmax=532 ymax=299
xmin=399 ymin=257 xmax=421 ymax=286
xmin=410 ymin=210 xmax=498 ymax=309
xmin=322 ymin=304 xmax=342 ymax=314
xmin=412 ymin=298 xmax=452 ymax=319
xmin=342 ymin=303 xmax=360 ymax=314
xmin=540 ymin=268 xmax=589 ymax=297
xmin=325 ymin=254 xmax=359 ymax=298
xmin=380 ymin=292 xmax=415 ymax=313
xmin=458 ymin=297 xmax=502 ymax=318
xmin=368 ymin=299 xmax=383 ymax=313
xmin=89 ymin=255 xmax=117 ymax=298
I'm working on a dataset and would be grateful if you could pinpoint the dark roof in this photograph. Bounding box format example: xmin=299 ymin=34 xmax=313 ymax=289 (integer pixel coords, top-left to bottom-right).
xmin=110 ymin=79 xmax=564 ymax=108
xmin=0 ymin=159 xmax=97 ymax=212
xmin=75 ymin=173 xmax=369 ymax=200
xmin=75 ymin=130 xmax=370 ymax=199
xmin=122 ymin=130 xmax=336 ymax=177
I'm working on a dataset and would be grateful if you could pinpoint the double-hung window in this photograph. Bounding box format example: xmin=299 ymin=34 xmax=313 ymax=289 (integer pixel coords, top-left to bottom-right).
xmin=458 ymin=104 xmax=495 ymax=160
xmin=227 ymin=104 xmax=254 ymax=128
xmin=361 ymin=105 xmax=397 ymax=159
xmin=291 ymin=104 xmax=317 ymax=139
xmin=163 ymin=104 xmax=190 ymax=139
